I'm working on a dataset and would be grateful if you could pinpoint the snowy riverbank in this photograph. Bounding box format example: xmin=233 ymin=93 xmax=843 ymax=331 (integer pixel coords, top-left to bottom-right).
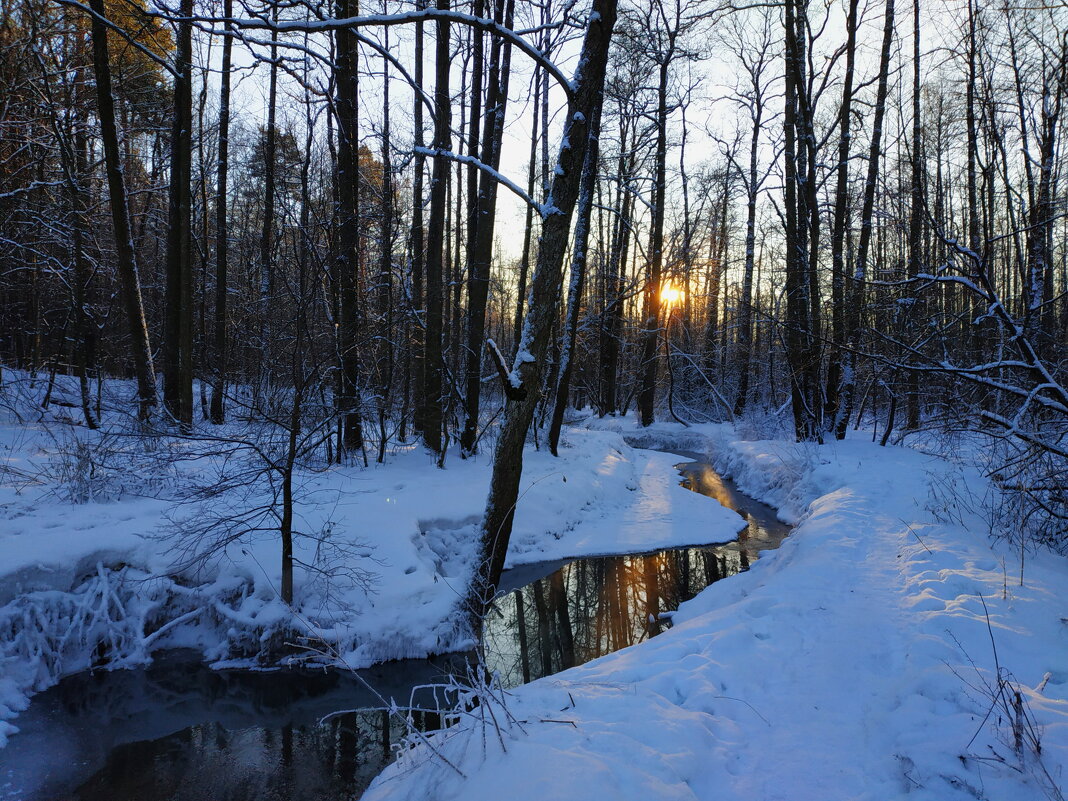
xmin=0 ymin=377 xmax=745 ymax=748
xmin=365 ymin=421 xmax=1068 ymax=801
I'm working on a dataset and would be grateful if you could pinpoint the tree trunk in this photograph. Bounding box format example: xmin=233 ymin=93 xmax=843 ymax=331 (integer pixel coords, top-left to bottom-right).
xmin=163 ymin=0 xmax=195 ymax=429
xmin=733 ymin=100 xmax=762 ymax=417
xmin=834 ymin=0 xmax=895 ymax=440
xmin=599 ymin=120 xmax=634 ymax=417
xmin=468 ymin=0 xmax=617 ymax=629
xmin=824 ymin=0 xmax=858 ymax=431
xmin=210 ymin=0 xmax=232 ymax=424
xmin=70 ymin=125 xmax=97 ymax=430
xmin=258 ymin=15 xmax=279 ymax=372
xmin=460 ymin=0 xmax=514 ymax=456
xmin=905 ymin=0 xmax=922 ymax=431
xmin=637 ymin=56 xmax=672 ymax=427
xmin=88 ymin=0 xmax=156 ymax=420
xmin=549 ymin=100 xmax=601 ymax=455
xmin=410 ymin=10 xmax=426 ymax=435
xmin=376 ymin=33 xmax=395 ymax=464
xmin=513 ymin=67 xmax=540 ymax=352
xmin=335 ymin=0 xmax=364 ymax=455
xmin=784 ymin=0 xmax=822 ymax=441
xmin=422 ymin=0 xmax=451 ymax=455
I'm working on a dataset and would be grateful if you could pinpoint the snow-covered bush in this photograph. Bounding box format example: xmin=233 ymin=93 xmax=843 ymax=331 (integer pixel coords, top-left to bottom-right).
xmin=732 ymin=405 xmax=793 ymax=442
xmin=40 ymin=426 xmax=177 ymax=504
xmin=927 ymin=435 xmax=1068 ymax=557
xmin=387 ymin=656 xmax=524 ymax=781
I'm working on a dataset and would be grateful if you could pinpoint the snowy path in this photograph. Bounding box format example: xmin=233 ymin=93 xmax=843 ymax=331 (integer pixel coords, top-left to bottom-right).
xmin=366 ymin=426 xmax=1068 ymax=801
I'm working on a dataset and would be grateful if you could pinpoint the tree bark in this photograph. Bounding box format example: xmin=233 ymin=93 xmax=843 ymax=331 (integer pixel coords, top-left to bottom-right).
xmin=410 ymin=8 xmax=426 ymax=436
xmin=824 ymin=0 xmax=858 ymax=431
xmin=549 ymin=100 xmax=601 ymax=455
xmin=422 ymin=0 xmax=451 ymax=455
xmin=376 ymin=31 xmax=395 ymax=463
xmin=258 ymin=13 xmax=279 ymax=367
xmin=210 ymin=0 xmax=232 ymax=424
xmin=513 ymin=67 xmax=540 ymax=352
xmin=335 ymin=0 xmax=364 ymax=455
xmin=905 ymin=0 xmax=922 ymax=431
xmin=460 ymin=0 xmax=514 ymax=456
xmin=637 ymin=52 xmax=673 ymax=427
xmin=88 ymin=0 xmax=156 ymax=420
xmin=163 ymin=0 xmax=195 ymax=429
xmin=834 ymin=0 xmax=895 ymax=440
xmin=468 ymin=0 xmax=617 ymax=629
xmin=599 ymin=116 xmax=634 ymax=417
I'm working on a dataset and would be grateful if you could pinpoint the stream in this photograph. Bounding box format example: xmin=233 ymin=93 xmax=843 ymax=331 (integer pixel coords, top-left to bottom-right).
xmin=0 ymin=452 xmax=790 ymax=801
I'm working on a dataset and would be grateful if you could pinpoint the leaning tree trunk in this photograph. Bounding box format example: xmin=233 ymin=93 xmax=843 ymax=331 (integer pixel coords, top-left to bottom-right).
xmin=834 ymin=0 xmax=895 ymax=440
xmin=88 ymin=0 xmax=156 ymax=420
xmin=467 ymin=0 xmax=617 ymax=629
xmin=549 ymin=100 xmax=602 ymax=456
xmin=459 ymin=0 xmax=514 ymax=456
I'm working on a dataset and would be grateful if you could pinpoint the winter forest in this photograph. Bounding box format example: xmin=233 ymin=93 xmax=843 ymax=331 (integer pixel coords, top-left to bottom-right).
xmin=1 ymin=0 xmax=1068 ymax=796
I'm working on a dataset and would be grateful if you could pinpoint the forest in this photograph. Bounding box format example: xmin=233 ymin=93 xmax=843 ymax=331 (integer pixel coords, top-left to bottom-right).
xmin=0 ymin=0 xmax=1067 ymax=797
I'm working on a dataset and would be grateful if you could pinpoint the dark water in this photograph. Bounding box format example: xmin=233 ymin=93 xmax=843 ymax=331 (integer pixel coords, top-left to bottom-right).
xmin=0 ymin=655 xmax=448 ymax=801
xmin=0 ymin=455 xmax=789 ymax=801
xmin=480 ymin=453 xmax=791 ymax=687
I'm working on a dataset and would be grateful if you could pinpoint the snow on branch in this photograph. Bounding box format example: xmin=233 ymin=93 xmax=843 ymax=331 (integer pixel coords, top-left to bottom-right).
xmin=485 ymin=339 xmax=526 ymax=401
xmin=414 ymin=147 xmax=546 ymax=218
xmin=178 ymin=7 xmax=574 ymax=101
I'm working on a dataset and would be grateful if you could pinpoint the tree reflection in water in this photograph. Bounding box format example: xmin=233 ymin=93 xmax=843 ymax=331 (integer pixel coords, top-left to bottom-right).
xmin=483 ymin=542 xmax=750 ymax=686
xmin=8 ymin=656 xmax=430 ymax=801
xmin=71 ymin=714 xmax=398 ymax=801
xmin=482 ymin=457 xmax=790 ymax=687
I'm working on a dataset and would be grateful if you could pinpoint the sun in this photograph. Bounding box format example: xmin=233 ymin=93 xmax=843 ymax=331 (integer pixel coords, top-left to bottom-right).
xmin=660 ymin=281 xmax=682 ymax=308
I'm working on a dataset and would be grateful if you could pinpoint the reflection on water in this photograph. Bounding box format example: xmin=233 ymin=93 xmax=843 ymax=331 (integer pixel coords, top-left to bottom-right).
xmin=482 ymin=457 xmax=791 ymax=687
xmin=1 ymin=655 xmax=441 ymax=801
xmin=68 ymin=713 xmax=392 ymax=801
xmin=2 ymin=457 xmax=788 ymax=801
xmin=483 ymin=545 xmax=747 ymax=686
xmin=675 ymin=456 xmax=792 ymax=557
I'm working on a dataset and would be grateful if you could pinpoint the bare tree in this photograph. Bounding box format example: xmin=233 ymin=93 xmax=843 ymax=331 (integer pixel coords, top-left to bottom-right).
xmin=469 ymin=0 xmax=618 ymax=626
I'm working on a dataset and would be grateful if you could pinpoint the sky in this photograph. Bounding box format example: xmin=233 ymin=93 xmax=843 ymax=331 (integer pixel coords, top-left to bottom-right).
xmin=182 ymin=0 xmax=981 ymax=269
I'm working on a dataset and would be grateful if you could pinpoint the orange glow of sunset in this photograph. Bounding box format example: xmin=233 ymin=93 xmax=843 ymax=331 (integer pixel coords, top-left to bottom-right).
xmin=660 ymin=281 xmax=683 ymax=308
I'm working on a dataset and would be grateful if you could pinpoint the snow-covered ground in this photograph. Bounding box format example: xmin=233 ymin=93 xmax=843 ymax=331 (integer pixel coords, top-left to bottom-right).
xmin=365 ymin=421 xmax=1068 ymax=801
xmin=0 ymin=374 xmax=744 ymax=748
xmin=5 ymin=372 xmax=1067 ymax=801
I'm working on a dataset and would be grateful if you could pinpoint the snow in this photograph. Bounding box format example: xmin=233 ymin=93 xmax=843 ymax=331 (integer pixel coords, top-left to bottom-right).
xmin=4 ymin=371 xmax=1067 ymax=800
xmin=0 ymin=375 xmax=743 ymax=748
xmin=508 ymin=349 xmax=535 ymax=388
xmin=365 ymin=420 xmax=1068 ymax=801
